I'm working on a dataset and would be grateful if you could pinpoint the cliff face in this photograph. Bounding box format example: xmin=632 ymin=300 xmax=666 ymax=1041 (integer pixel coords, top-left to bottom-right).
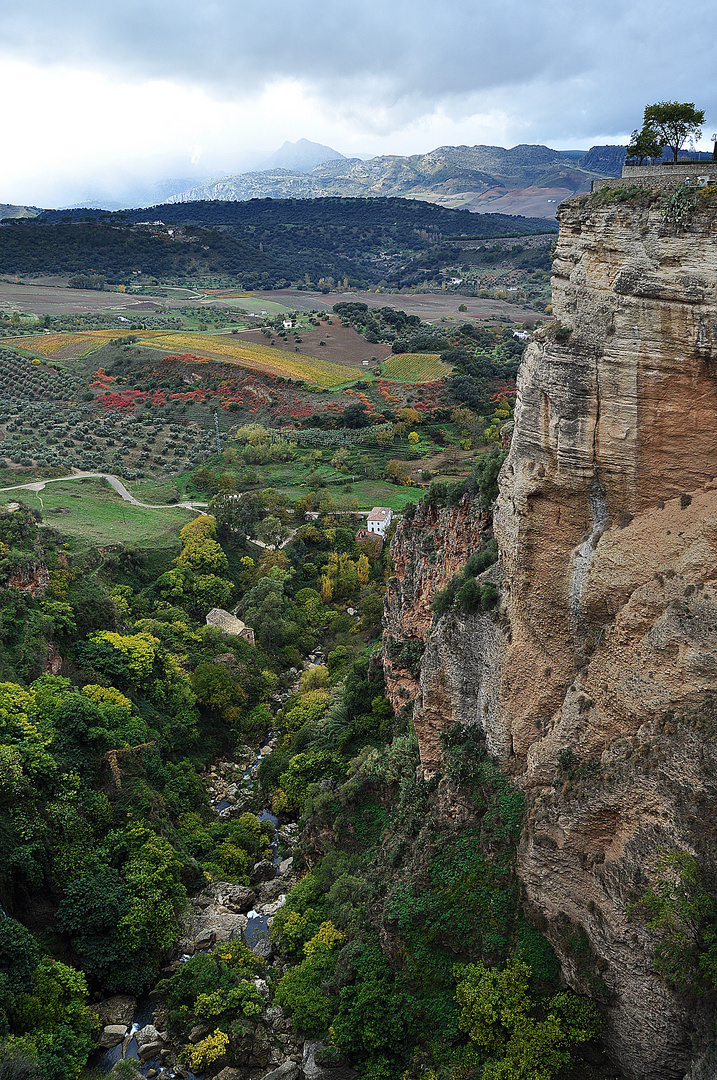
xmin=386 ymin=193 xmax=717 ymax=1080
xmin=382 ymin=497 xmax=488 ymax=747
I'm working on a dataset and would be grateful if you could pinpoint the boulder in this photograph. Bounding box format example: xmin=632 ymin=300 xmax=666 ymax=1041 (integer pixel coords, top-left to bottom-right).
xmin=257 ymin=879 xmax=285 ymax=901
xmin=250 ymin=860 xmax=275 ymax=885
xmin=138 ymin=1041 xmax=164 ymax=1063
xmin=134 ymin=1023 xmax=161 ymax=1049
xmin=98 ymin=1024 xmax=127 ymax=1048
xmin=252 ymin=938 xmax=275 ymax=961
xmin=278 ymin=857 xmax=294 ymax=876
xmin=94 ymin=994 xmax=136 ymax=1027
xmin=189 ymin=1022 xmax=212 ymax=1043
xmin=194 ymin=927 xmax=215 ymax=949
xmin=214 ymin=884 xmax=256 ymax=913
xmin=259 ymin=1062 xmax=300 ymax=1080
xmin=302 ymin=1040 xmax=358 ymax=1080
xmin=135 ymin=1024 xmax=162 ymax=1049
xmin=261 ymin=895 xmax=286 ymax=918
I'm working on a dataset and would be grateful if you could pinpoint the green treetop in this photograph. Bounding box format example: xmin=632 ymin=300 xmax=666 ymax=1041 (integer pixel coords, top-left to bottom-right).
xmin=638 ymin=101 xmax=705 ymax=163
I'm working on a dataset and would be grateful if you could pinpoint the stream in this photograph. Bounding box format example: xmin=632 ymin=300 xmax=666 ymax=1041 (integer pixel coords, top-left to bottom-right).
xmin=97 ymin=735 xmax=286 ymax=1077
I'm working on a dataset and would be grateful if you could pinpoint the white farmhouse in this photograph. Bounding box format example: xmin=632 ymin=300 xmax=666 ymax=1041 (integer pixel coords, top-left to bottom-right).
xmin=366 ymin=506 xmax=393 ymax=538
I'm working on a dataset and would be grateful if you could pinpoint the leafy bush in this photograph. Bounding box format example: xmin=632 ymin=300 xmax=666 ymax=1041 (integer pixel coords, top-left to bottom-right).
xmin=455 ymin=957 xmax=601 ymax=1080
xmin=275 ymin=922 xmax=346 ymax=1033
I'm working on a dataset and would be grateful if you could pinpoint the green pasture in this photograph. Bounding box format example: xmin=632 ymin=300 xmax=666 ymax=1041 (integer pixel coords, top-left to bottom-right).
xmin=3 ymin=478 xmax=193 ymax=550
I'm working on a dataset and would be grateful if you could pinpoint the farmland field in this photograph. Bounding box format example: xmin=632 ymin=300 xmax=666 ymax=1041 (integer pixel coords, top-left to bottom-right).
xmin=133 ymin=332 xmax=358 ymax=386
xmin=381 ymin=353 xmax=448 ymax=382
xmin=7 ymin=329 xmax=359 ymax=387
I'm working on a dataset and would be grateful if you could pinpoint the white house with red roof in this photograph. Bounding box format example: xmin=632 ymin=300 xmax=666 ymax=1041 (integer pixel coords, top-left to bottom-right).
xmin=366 ymin=506 xmax=393 ymax=538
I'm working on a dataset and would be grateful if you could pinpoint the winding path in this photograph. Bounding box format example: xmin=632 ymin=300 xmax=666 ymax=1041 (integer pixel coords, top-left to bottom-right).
xmin=0 ymin=472 xmax=209 ymax=512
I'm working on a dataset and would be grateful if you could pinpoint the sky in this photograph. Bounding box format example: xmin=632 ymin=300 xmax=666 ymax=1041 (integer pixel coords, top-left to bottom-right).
xmin=2 ymin=0 xmax=717 ymax=207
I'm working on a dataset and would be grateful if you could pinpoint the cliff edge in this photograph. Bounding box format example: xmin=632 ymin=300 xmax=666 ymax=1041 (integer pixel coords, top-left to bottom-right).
xmin=386 ymin=188 xmax=717 ymax=1080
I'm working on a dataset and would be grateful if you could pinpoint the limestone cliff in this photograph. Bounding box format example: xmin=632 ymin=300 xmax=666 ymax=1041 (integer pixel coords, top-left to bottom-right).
xmin=382 ymin=496 xmax=488 ymax=724
xmin=386 ymin=190 xmax=717 ymax=1080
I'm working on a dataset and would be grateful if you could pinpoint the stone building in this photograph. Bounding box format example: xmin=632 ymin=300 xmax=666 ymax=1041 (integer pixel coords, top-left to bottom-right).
xmin=205 ymin=608 xmax=255 ymax=646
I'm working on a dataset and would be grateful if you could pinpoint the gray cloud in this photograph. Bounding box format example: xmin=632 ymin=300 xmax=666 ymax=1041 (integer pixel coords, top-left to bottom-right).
xmin=3 ymin=0 xmax=717 ymax=142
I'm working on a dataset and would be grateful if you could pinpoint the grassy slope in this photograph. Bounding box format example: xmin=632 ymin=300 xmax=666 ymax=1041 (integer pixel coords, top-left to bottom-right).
xmin=4 ymin=479 xmax=192 ymax=549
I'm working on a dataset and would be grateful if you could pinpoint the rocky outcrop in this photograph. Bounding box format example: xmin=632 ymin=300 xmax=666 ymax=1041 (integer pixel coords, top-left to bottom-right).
xmin=382 ymin=496 xmax=488 ymax=719
xmin=386 ymin=192 xmax=717 ymax=1080
xmin=6 ymin=560 xmax=49 ymax=596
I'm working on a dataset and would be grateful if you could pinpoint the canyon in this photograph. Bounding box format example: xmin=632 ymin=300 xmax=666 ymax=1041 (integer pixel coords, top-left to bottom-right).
xmin=384 ymin=186 xmax=717 ymax=1080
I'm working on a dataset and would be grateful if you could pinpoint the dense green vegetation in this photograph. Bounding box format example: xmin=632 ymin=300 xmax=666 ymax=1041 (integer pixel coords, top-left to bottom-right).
xmin=2 ymin=197 xmax=554 ymax=290
xmin=0 ymin=441 xmax=612 ymax=1079
xmin=0 ymin=486 xmax=394 ymax=1074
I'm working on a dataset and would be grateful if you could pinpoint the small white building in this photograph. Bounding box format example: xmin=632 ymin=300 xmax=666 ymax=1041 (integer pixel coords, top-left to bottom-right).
xmin=366 ymin=506 xmax=393 ymax=538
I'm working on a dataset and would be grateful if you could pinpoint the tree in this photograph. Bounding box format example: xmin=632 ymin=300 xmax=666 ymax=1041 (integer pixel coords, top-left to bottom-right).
xmin=641 ymin=101 xmax=705 ymax=163
xmin=625 ymin=126 xmax=664 ymax=164
xmin=258 ymin=515 xmax=289 ymax=549
xmin=455 ymin=958 xmax=601 ymax=1080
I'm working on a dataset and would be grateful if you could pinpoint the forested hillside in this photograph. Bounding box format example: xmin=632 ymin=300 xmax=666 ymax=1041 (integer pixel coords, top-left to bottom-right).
xmin=0 ymin=198 xmax=554 ymax=290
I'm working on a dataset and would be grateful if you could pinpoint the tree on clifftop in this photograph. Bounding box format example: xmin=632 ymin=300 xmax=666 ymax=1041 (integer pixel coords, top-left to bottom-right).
xmin=641 ymin=101 xmax=705 ymax=162
xmin=625 ymin=126 xmax=664 ymax=164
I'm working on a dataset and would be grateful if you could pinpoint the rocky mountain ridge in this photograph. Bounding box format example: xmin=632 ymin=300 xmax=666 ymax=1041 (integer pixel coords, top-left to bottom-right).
xmin=166 ymin=144 xmax=615 ymax=217
xmin=384 ymin=188 xmax=717 ymax=1079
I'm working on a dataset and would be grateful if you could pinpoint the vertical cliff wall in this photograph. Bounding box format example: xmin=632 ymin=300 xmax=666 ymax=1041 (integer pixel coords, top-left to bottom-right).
xmin=385 ymin=190 xmax=717 ymax=1080
xmin=383 ymin=496 xmax=489 ymax=763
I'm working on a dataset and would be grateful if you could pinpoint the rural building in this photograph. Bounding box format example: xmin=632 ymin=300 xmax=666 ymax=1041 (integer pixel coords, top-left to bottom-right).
xmin=206 ymin=608 xmax=255 ymax=646
xmin=355 ymin=527 xmax=383 ymax=552
xmin=366 ymin=506 xmax=393 ymax=538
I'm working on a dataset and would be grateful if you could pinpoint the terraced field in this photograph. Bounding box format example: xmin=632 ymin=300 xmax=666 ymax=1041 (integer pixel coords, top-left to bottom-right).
xmin=8 ymin=330 xmax=358 ymax=388
xmin=380 ymin=353 xmax=449 ymax=382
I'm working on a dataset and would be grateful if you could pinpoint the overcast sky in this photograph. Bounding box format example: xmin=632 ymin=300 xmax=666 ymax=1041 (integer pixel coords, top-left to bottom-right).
xmin=3 ymin=0 xmax=716 ymax=207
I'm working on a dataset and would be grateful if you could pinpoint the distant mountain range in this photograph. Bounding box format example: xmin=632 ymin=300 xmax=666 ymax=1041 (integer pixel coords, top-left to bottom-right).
xmin=165 ymin=143 xmax=628 ymax=218
xmin=12 ymin=138 xmax=708 ymax=221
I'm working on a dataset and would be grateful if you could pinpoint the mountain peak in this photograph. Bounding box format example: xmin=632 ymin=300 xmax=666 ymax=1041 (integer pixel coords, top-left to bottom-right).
xmin=265 ymin=139 xmax=346 ymax=173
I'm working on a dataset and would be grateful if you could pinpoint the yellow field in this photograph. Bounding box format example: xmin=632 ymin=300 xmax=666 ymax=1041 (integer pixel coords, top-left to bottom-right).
xmin=381 ymin=354 xmax=449 ymax=382
xmin=9 ymin=331 xmax=115 ymax=358
xmin=6 ymin=330 xmax=358 ymax=388
xmin=133 ymin=332 xmax=358 ymax=387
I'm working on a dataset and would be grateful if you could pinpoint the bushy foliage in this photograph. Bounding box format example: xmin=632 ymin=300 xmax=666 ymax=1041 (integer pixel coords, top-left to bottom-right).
xmin=630 ymin=849 xmax=717 ymax=994
xmin=455 ymin=958 xmax=601 ymax=1080
xmin=432 ymin=538 xmax=499 ymax=618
